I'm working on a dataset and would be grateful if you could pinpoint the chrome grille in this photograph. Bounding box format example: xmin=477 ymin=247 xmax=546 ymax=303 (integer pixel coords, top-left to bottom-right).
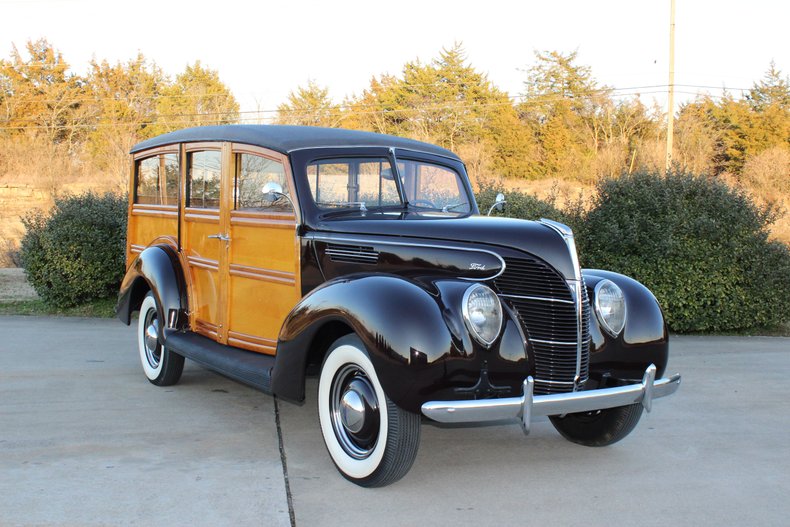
xmin=495 ymin=256 xmax=591 ymax=395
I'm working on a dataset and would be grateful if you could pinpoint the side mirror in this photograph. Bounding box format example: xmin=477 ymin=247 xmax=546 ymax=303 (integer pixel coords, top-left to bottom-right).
xmin=262 ymin=181 xmax=284 ymax=203
xmin=261 ymin=181 xmax=296 ymax=210
xmin=495 ymin=193 xmax=506 ymax=211
xmin=487 ymin=192 xmax=507 ymax=216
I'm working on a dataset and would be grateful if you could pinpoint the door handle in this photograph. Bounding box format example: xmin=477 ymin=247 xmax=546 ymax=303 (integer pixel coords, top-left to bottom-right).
xmin=207 ymin=233 xmax=230 ymax=242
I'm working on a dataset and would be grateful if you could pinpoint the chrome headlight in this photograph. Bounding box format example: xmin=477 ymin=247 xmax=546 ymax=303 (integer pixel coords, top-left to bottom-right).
xmin=594 ymin=279 xmax=626 ymax=337
xmin=462 ymin=284 xmax=503 ymax=347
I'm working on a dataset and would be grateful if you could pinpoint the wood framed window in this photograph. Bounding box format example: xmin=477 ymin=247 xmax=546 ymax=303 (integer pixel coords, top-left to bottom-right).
xmin=186 ymin=150 xmax=222 ymax=209
xmin=134 ymin=153 xmax=179 ymax=205
xmin=234 ymin=153 xmax=293 ymax=212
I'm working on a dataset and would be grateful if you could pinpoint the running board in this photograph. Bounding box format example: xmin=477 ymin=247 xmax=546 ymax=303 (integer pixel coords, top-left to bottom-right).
xmin=164 ymin=331 xmax=274 ymax=394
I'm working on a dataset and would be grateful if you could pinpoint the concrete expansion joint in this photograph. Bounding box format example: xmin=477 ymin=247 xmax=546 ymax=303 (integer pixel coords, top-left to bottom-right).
xmin=275 ymin=396 xmax=297 ymax=527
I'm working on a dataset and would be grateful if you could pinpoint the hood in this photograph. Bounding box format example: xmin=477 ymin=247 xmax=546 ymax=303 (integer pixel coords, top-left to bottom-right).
xmin=313 ymin=213 xmax=577 ymax=280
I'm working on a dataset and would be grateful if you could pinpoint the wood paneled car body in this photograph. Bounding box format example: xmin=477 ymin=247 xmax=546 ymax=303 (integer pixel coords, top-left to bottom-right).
xmin=118 ymin=125 xmax=680 ymax=487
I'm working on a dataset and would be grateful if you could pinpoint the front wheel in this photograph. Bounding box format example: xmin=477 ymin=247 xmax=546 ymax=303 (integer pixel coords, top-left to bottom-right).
xmin=138 ymin=292 xmax=184 ymax=386
xmin=549 ymin=403 xmax=643 ymax=447
xmin=318 ymin=334 xmax=420 ymax=487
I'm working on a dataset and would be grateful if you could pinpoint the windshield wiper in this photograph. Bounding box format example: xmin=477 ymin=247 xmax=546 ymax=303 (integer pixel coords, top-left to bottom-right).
xmin=441 ymin=202 xmax=468 ymax=213
xmin=316 ymin=201 xmax=368 ymax=212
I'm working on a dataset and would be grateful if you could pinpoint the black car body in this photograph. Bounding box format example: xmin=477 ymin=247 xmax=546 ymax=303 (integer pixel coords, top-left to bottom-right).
xmin=118 ymin=125 xmax=680 ymax=487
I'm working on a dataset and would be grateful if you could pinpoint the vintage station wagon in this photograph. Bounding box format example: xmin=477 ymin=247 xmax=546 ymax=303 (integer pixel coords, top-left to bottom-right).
xmin=117 ymin=125 xmax=680 ymax=487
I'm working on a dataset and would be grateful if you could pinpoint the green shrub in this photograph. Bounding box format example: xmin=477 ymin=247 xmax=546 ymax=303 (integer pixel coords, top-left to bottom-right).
xmin=20 ymin=192 xmax=127 ymax=308
xmin=476 ymin=183 xmax=569 ymax=223
xmin=576 ymin=170 xmax=790 ymax=332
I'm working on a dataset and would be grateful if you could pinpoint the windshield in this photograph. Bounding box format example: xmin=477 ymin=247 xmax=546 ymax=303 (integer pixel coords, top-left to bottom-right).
xmin=306 ymin=157 xmax=471 ymax=213
xmin=397 ymin=159 xmax=471 ymax=213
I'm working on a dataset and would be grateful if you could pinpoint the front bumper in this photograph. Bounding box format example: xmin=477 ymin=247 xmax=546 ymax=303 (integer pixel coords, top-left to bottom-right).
xmin=421 ymin=364 xmax=681 ymax=434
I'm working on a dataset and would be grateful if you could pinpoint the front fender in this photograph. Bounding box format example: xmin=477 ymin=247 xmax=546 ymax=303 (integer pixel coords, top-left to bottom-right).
xmin=272 ymin=274 xmax=529 ymax=412
xmin=583 ymin=269 xmax=669 ymax=380
xmin=116 ymin=246 xmax=188 ymax=336
xmin=272 ymin=274 xmax=456 ymax=411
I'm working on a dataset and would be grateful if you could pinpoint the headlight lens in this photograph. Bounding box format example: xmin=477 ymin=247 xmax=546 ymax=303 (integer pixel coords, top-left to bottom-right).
xmin=594 ymin=279 xmax=626 ymax=337
xmin=462 ymin=284 xmax=503 ymax=347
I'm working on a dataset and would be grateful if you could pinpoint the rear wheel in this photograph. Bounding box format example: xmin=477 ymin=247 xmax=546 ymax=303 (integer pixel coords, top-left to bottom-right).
xmin=549 ymin=403 xmax=643 ymax=447
xmin=318 ymin=334 xmax=420 ymax=487
xmin=137 ymin=292 xmax=184 ymax=386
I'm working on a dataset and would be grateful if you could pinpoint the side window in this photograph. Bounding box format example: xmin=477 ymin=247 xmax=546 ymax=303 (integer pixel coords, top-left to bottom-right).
xmin=134 ymin=153 xmax=178 ymax=205
xmin=306 ymin=158 xmax=400 ymax=209
xmin=187 ymin=151 xmax=221 ymax=209
xmin=234 ymin=154 xmax=292 ymax=212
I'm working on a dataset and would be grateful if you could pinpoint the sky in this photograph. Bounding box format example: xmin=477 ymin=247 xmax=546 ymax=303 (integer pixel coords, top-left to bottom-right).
xmin=1 ymin=0 xmax=788 ymax=119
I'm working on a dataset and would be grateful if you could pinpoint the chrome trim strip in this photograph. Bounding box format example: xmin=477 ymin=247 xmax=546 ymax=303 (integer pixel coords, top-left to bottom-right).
xmin=531 ymin=338 xmax=580 ymax=347
xmin=571 ymin=279 xmax=583 ymax=386
xmin=325 ymin=248 xmax=377 ymax=254
xmin=499 ymin=293 xmax=575 ymax=305
xmin=325 ymin=249 xmax=379 ymax=261
xmin=539 ymin=219 xmax=581 ymax=281
xmin=307 ymin=234 xmax=507 ymax=281
xmin=421 ymin=365 xmax=681 ymax=432
xmin=533 ymin=379 xmax=576 ymax=385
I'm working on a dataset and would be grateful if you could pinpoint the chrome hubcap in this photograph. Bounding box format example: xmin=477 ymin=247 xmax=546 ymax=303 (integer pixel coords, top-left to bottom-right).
xmin=143 ymin=309 xmax=161 ymax=369
xmin=340 ymin=388 xmax=366 ymax=434
xmin=330 ymin=364 xmax=380 ymax=459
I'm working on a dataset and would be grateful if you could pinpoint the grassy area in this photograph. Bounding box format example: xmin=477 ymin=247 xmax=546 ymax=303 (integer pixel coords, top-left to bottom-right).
xmin=0 ymin=297 xmax=116 ymax=318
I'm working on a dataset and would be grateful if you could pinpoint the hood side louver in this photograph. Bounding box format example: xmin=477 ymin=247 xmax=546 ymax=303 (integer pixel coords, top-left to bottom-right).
xmin=325 ymin=243 xmax=379 ymax=264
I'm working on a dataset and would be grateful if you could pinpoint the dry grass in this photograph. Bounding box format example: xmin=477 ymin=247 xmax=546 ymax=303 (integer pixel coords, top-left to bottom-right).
xmin=498 ymin=177 xmax=594 ymax=210
xmin=496 ymin=170 xmax=790 ymax=245
xmin=0 ymin=268 xmax=38 ymax=301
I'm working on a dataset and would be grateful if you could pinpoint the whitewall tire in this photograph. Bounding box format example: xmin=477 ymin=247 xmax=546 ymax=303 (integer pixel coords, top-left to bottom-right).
xmin=137 ymin=292 xmax=184 ymax=386
xmin=318 ymin=334 xmax=420 ymax=487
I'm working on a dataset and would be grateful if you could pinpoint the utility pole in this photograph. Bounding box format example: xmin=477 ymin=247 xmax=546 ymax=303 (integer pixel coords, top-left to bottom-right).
xmin=665 ymin=0 xmax=676 ymax=172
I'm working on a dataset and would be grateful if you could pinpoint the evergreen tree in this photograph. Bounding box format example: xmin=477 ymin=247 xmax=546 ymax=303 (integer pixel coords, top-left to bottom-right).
xmin=154 ymin=61 xmax=238 ymax=133
xmin=276 ymin=81 xmax=341 ymax=127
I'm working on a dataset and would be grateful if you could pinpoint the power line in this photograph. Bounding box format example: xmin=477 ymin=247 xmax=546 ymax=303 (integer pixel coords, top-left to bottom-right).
xmin=0 ymin=83 xmax=742 ymax=116
xmin=0 ymin=84 xmax=757 ymax=133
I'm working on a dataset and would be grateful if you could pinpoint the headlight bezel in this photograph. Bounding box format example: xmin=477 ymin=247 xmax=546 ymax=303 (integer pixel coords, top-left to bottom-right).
xmin=593 ymin=279 xmax=627 ymax=337
xmin=461 ymin=284 xmax=503 ymax=348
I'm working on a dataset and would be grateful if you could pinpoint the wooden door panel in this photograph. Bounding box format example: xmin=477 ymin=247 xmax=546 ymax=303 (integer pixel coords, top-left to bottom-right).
xmin=226 ymin=214 xmax=299 ymax=354
xmin=183 ymin=207 xmax=224 ymax=341
xmin=229 ymin=213 xmax=298 ymax=272
xmin=224 ymin=147 xmax=300 ymax=355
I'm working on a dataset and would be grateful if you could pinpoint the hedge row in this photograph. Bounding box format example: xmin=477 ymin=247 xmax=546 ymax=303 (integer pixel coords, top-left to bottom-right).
xmin=485 ymin=171 xmax=790 ymax=333
xmin=19 ymin=171 xmax=790 ymax=332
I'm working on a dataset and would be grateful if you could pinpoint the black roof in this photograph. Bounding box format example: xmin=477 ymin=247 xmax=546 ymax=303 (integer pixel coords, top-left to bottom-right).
xmin=130 ymin=125 xmax=460 ymax=159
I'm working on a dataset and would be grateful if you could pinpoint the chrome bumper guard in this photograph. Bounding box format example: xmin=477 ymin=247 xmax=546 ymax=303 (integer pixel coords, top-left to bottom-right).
xmin=421 ymin=364 xmax=681 ymax=435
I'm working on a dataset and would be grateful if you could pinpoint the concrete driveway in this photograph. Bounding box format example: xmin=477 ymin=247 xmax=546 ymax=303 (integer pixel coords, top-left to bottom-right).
xmin=1 ymin=316 xmax=788 ymax=526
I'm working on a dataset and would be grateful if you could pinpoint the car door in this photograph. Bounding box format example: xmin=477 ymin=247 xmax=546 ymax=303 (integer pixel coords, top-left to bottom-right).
xmin=224 ymin=144 xmax=300 ymax=354
xmin=181 ymin=143 xmax=227 ymax=341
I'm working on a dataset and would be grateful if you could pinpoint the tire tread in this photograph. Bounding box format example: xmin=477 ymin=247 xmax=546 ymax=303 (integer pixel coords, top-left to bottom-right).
xmin=549 ymin=403 xmax=643 ymax=447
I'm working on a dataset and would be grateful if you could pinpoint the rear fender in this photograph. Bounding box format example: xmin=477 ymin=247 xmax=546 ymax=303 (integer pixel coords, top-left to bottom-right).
xmin=116 ymin=246 xmax=188 ymax=337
